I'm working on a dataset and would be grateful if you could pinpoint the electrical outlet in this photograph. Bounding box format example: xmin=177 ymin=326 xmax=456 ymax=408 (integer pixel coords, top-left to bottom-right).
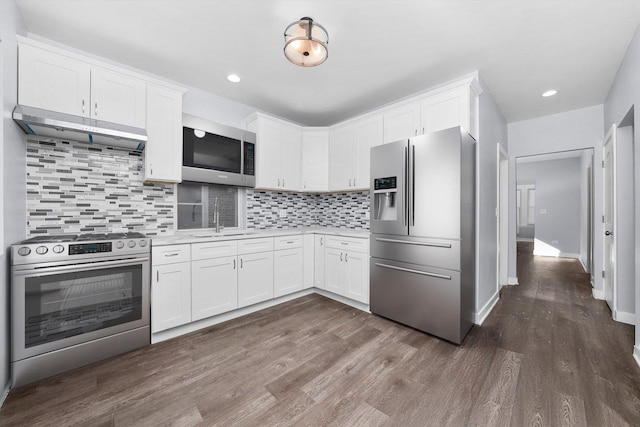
xmin=551 ymin=240 xmax=559 ymax=244
xmin=279 ymin=209 xmax=287 ymax=218
xmin=540 ymin=208 xmax=548 ymax=214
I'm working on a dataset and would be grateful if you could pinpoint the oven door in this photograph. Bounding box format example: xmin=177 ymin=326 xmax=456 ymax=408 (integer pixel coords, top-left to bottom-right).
xmin=12 ymin=257 xmax=150 ymax=361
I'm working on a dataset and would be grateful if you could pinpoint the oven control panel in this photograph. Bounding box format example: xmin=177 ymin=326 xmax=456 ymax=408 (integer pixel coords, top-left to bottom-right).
xmin=69 ymin=242 xmax=112 ymax=255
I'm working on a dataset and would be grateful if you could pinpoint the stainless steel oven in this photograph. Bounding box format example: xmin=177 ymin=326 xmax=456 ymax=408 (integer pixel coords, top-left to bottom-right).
xmin=11 ymin=233 xmax=151 ymax=387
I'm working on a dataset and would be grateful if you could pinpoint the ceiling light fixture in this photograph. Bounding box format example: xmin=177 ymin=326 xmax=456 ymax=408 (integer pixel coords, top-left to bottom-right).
xmin=284 ymin=17 xmax=328 ymax=67
xmin=227 ymin=74 xmax=241 ymax=83
xmin=542 ymin=90 xmax=557 ymax=97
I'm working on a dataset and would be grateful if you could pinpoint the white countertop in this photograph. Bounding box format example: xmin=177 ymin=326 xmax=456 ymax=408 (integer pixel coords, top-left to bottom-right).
xmin=151 ymin=227 xmax=370 ymax=246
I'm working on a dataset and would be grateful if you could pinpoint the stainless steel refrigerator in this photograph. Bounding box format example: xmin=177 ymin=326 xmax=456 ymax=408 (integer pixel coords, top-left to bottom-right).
xmin=369 ymin=126 xmax=475 ymax=344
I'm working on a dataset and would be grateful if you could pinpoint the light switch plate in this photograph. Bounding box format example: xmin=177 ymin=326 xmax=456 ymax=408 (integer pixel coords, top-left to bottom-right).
xmin=279 ymin=209 xmax=287 ymax=218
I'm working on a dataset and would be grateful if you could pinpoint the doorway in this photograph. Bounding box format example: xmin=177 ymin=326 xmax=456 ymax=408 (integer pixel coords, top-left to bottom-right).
xmin=515 ymin=149 xmax=594 ymax=276
xmin=498 ymin=145 xmax=508 ymax=288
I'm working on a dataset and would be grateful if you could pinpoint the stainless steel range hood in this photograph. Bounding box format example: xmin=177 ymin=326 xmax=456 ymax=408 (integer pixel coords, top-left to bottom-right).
xmin=12 ymin=105 xmax=147 ymax=151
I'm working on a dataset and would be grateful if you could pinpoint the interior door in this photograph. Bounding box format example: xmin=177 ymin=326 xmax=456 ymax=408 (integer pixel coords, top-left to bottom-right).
xmin=603 ymin=125 xmax=616 ymax=313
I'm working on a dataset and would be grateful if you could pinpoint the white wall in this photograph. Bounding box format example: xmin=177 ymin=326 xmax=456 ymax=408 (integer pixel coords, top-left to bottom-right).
xmin=507 ymin=105 xmax=605 ymax=291
xmin=603 ymin=24 xmax=640 ymax=352
xmin=1 ymin=0 xmax=27 ymax=400
xmin=517 ymin=157 xmax=582 ymax=257
xmin=476 ymin=78 xmax=508 ymax=321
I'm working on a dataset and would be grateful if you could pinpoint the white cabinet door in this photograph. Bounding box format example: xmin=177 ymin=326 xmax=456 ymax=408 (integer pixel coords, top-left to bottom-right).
xmin=383 ymin=102 xmax=420 ymax=143
xmin=91 ymin=67 xmax=146 ymax=128
xmin=254 ymin=119 xmax=281 ymax=189
xmin=328 ymin=125 xmax=355 ymax=191
xmin=324 ymin=248 xmax=345 ymax=295
xmin=420 ymin=86 xmax=470 ymax=136
xmin=274 ymin=248 xmax=304 ymax=297
xmin=354 ymin=114 xmax=383 ymax=190
xmin=238 ymin=251 xmax=274 ymax=308
xmin=279 ymin=124 xmax=302 ymax=191
xmin=145 ymin=84 xmax=183 ymax=183
xmin=18 ymin=42 xmax=91 ymax=117
xmin=344 ymin=250 xmax=369 ymax=304
xmin=152 ymin=262 xmax=191 ymax=332
xmin=314 ymin=235 xmax=325 ymax=289
xmin=191 ymin=256 xmax=238 ymax=321
xmin=302 ymin=130 xmax=329 ymax=191
xmin=303 ymin=235 xmax=314 ymax=289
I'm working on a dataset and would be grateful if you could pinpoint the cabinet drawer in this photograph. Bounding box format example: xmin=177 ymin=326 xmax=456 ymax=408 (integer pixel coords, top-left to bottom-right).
xmin=274 ymin=235 xmax=303 ymax=250
xmin=237 ymin=237 xmax=274 ymax=255
xmin=324 ymin=235 xmax=369 ymax=253
xmin=152 ymin=244 xmax=191 ymax=265
xmin=192 ymin=240 xmax=238 ymax=260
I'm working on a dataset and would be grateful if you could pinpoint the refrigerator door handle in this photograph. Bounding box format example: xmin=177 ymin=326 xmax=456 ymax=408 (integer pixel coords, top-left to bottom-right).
xmin=411 ymin=144 xmax=416 ymax=226
xmin=404 ymin=145 xmax=409 ymax=227
xmin=374 ymin=238 xmax=452 ymax=248
xmin=374 ymin=262 xmax=452 ymax=280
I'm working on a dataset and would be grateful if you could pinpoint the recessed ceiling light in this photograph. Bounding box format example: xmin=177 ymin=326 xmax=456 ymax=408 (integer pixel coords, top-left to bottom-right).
xmin=542 ymin=90 xmax=557 ymax=97
xmin=227 ymin=74 xmax=241 ymax=83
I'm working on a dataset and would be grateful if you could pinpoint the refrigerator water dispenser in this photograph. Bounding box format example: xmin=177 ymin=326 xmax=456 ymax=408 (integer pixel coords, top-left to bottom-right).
xmin=373 ymin=176 xmax=397 ymax=221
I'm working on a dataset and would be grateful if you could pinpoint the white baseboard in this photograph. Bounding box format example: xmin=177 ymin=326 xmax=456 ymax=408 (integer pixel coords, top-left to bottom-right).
xmin=614 ymin=310 xmax=635 ymax=326
xmin=314 ymin=289 xmax=370 ymax=313
xmin=475 ymin=291 xmax=499 ymax=325
xmin=152 ymin=289 xmax=316 ymax=343
xmin=532 ymin=251 xmax=581 ymax=259
xmin=634 ymin=346 xmax=640 ymax=369
xmin=592 ymin=288 xmax=605 ymax=300
xmin=0 ymin=381 xmax=9 ymax=409
xmin=507 ymin=277 xmax=519 ymax=285
xmin=578 ymin=257 xmax=588 ymax=273
xmin=516 ymin=237 xmax=534 ymax=242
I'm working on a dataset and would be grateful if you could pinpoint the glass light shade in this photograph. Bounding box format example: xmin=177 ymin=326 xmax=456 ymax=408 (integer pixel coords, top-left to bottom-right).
xmin=284 ymin=17 xmax=328 ymax=67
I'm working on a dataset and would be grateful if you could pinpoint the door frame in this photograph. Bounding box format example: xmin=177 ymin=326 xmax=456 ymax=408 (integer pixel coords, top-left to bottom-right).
xmin=603 ymin=124 xmax=617 ymax=315
xmin=497 ymin=143 xmax=509 ymax=288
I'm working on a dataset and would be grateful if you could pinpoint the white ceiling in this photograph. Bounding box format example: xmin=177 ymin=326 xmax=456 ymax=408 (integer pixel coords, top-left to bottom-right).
xmin=14 ymin=0 xmax=640 ymax=127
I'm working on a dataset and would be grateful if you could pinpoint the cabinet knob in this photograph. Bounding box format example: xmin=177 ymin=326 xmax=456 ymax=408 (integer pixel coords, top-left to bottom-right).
xmin=345 ymin=253 xmax=349 ymax=262
xmin=82 ymin=99 xmax=85 ymax=114
xmin=340 ymin=252 xmax=343 ymax=262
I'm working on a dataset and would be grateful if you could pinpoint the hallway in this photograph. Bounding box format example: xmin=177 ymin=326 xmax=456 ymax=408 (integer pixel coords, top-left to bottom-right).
xmin=486 ymin=242 xmax=640 ymax=425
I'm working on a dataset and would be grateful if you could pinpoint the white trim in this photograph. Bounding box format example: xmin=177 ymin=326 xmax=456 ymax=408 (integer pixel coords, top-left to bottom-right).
xmin=508 ymin=277 xmax=519 ymax=285
xmin=475 ymin=291 xmax=499 ymax=325
xmin=517 ymin=237 xmax=534 ymax=242
xmin=532 ymin=250 xmax=581 ymax=259
xmin=314 ymin=289 xmax=370 ymax=312
xmin=634 ymin=346 xmax=640 ymax=369
xmin=614 ymin=310 xmax=635 ymax=326
xmin=578 ymin=257 xmax=588 ymax=273
xmin=603 ymin=124 xmax=617 ymax=315
xmin=593 ymin=288 xmax=605 ymax=300
xmin=0 ymin=382 xmax=9 ymax=409
xmin=152 ymin=289 xmax=315 ymax=343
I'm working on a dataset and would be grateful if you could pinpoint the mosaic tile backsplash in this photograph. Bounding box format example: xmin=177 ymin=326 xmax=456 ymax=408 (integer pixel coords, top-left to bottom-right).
xmin=26 ymin=139 xmax=175 ymax=236
xmin=246 ymin=190 xmax=370 ymax=229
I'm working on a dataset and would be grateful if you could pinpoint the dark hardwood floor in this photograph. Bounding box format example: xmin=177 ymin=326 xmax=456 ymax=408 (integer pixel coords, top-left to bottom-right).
xmin=1 ymin=242 xmax=639 ymax=426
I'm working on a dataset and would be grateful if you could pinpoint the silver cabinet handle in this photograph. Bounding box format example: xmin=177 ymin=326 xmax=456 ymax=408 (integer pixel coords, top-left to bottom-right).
xmin=422 ymin=127 xmax=425 ymax=134
xmin=341 ymin=242 xmax=348 ymax=246
xmin=241 ymin=258 xmax=243 ymax=268
xmin=157 ymin=270 xmax=159 ymax=282
xmin=95 ymin=102 xmax=98 ymax=116
xmin=411 ymin=144 xmax=416 ymax=226
xmin=404 ymin=146 xmax=408 ymax=227
xmin=164 ymin=252 xmax=180 ymax=257
xmin=150 ymin=163 xmax=153 ymax=176
xmin=353 ymin=178 xmax=356 ymax=187
xmin=375 ymin=237 xmax=452 ymax=248
xmin=414 ymin=129 xmax=418 ymax=136
xmin=282 ymin=178 xmax=285 ymax=187
xmin=233 ymin=259 xmax=236 ymax=269
xmin=340 ymin=252 xmax=343 ymax=261
xmin=277 ymin=178 xmax=280 ymax=187
xmin=375 ymin=263 xmax=451 ymax=280
xmin=286 ymin=241 xmax=294 ymax=244
xmin=320 ymin=237 xmax=323 ymax=245
xmin=82 ymin=99 xmax=85 ymax=114
xmin=345 ymin=253 xmax=348 ymax=262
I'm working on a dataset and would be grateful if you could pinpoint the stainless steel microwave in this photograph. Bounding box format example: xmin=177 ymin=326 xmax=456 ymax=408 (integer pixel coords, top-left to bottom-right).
xmin=182 ymin=114 xmax=256 ymax=187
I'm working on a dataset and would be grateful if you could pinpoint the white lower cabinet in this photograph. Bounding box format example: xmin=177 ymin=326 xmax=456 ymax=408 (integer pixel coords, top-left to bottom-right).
xmin=274 ymin=248 xmax=304 ymax=297
xmin=323 ymin=236 xmax=370 ymax=304
xmin=238 ymin=251 xmax=274 ymax=308
xmin=152 ymin=258 xmax=192 ymax=333
xmin=191 ymin=256 xmax=238 ymax=321
xmin=314 ymin=235 xmax=325 ymax=289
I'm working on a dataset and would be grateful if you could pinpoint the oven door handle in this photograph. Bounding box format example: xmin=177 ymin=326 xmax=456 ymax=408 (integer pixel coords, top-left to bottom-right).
xmin=13 ymin=257 xmax=149 ymax=276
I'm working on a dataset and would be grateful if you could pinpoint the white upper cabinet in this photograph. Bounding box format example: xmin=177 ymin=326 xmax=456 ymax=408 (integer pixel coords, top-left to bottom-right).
xmin=383 ymin=102 xmax=421 ymax=143
xmin=420 ymin=85 xmax=477 ymax=137
xmin=247 ymin=113 xmax=302 ymax=191
xmin=144 ymin=84 xmax=184 ymax=183
xmin=90 ymin=68 xmax=146 ymax=128
xmin=302 ymin=129 xmax=329 ymax=192
xmin=328 ymin=124 xmax=355 ymax=191
xmin=329 ymin=114 xmax=382 ymax=191
xmin=18 ymin=42 xmax=91 ymax=118
xmin=18 ymin=40 xmax=147 ymax=128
